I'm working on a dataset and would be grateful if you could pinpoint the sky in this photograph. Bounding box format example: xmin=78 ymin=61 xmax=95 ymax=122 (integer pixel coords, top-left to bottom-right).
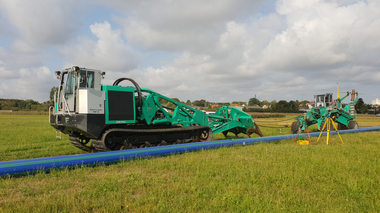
xmin=0 ymin=0 xmax=379 ymax=104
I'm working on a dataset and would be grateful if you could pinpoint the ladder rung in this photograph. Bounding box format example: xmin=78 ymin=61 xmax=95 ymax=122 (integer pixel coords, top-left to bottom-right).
xmin=56 ymin=130 xmax=62 ymax=139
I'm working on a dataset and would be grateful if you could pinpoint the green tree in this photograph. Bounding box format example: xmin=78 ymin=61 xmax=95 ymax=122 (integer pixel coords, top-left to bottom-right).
xmin=193 ymin=99 xmax=206 ymax=107
xmin=161 ymin=98 xmax=180 ymax=109
xmin=275 ymin=100 xmax=289 ymax=112
xmin=355 ymin=98 xmax=366 ymax=114
xmin=300 ymin=100 xmax=310 ymax=108
xmin=270 ymin=100 xmax=277 ymax=109
xmin=248 ymin=97 xmax=260 ymax=106
xmin=50 ymin=86 xmax=59 ymax=101
xmin=171 ymin=98 xmax=180 ymax=103
xmin=260 ymin=100 xmax=270 ymax=107
xmin=288 ymin=100 xmax=299 ymax=112
xmin=231 ymin=101 xmax=247 ymax=106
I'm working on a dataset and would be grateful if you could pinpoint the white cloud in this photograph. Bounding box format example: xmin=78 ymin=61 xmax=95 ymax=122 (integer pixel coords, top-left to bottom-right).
xmin=61 ymin=21 xmax=140 ymax=72
xmin=260 ymin=0 xmax=380 ymax=73
xmin=175 ymin=83 xmax=190 ymax=91
xmin=0 ymin=0 xmax=84 ymax=52
xmin=0 ymin=0 xmax=379 ymax=104
xmin=104 ymin=0 xmax=379 ymax=103
xmin=111 ymin=0 xmax=266 ymax=51
xmin=0 ymin=67 xmax=17 ymax=79
xmin=0 ymin=66 xmax=55 ymax=101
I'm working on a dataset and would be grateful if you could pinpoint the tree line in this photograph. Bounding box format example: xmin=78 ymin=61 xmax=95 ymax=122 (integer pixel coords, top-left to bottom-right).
xmin=0 ymin=99 xmax=53 ymax=111
xmin=0 ymin=87 xmax=57 ymax=111
xmin=0 ymin=88 xmax=377 ymax=114
xmin=169 ymin=97 xmax=377 ymax=114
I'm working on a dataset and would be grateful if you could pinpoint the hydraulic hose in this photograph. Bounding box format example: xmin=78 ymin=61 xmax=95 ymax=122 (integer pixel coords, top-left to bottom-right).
xmin=113 ymin=78 xmax=142 ymax=109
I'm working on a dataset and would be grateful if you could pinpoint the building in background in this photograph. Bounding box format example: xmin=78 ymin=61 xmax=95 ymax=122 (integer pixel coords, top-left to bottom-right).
xmin=372 ymin=98 xmax=380 ymax=106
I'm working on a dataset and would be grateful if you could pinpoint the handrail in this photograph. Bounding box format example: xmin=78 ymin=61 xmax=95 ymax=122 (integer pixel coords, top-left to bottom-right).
xmin=49 ymin=106 xmax=54 ymax=124
xmin=63 ymin=97 xmax=74 ymax=115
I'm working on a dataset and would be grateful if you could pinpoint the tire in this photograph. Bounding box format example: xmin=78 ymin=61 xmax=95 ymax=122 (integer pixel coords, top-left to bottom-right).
xmin=337 ymin=123 xmax=345 ymax=130
xmin=348 ymin=120 xmax=359 ymax=129
xmin=319 ymin=121 xmax=326 ymax=131
xmin=337 ymin=123 xmax=349 ymax=130
xmin=291 ymin=121 xmax=300 ymax=134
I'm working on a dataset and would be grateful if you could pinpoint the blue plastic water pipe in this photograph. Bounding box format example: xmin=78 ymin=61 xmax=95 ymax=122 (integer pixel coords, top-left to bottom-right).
xmin=1 ymin=126 xmax=379 ymax=176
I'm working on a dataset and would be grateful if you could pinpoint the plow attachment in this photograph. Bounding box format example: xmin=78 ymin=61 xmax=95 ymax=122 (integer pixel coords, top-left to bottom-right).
xmin=208 ymin=106 xmax=263 ymax=137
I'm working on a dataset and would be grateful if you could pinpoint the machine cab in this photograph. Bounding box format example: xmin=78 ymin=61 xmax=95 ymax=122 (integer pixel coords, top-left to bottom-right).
xmin=314 ymin=93 xmax=333 ymax=108
xmin=54 ymin=66 xmax=105 ymax=115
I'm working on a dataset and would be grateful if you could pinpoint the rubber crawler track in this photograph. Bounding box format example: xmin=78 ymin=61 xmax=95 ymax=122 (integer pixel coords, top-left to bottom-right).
xmin=70 ymin=126 xmax=213 ymax=153
xmin=70 ymin=136 xmax=92 ymax=152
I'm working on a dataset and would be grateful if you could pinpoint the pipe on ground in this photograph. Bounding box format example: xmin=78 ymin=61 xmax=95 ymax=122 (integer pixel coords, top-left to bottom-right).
xmin=1 ymin=126 xmax=379 ymax=176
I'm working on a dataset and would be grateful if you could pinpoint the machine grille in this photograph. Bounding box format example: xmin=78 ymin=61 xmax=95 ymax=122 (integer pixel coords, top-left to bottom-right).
xmin=107 ymin=91 xmax=134 ymax=121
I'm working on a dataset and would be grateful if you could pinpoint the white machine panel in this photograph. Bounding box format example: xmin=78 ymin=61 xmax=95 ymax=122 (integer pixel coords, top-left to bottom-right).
xmin=78 ymin=89 xmax=105 ymax=114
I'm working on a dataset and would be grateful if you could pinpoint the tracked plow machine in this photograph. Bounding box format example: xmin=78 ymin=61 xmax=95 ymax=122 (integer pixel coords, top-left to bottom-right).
xmin=49 ymin=66 xmax=263 ymax=152
xmin=291 ymin=84 xmax=359 ymax=134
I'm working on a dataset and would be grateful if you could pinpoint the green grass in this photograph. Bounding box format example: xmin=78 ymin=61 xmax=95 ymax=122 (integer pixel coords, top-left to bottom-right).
xmin=0 ymin=115 xmax=83 ymax=161
xmin=0 ymin=114 xmax=299 ymax=161
xmin=0 ymin=114 xmax=379 ymax=212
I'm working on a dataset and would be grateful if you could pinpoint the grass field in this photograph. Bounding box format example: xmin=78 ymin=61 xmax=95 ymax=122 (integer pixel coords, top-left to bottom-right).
xmin=0 ymin=114 xmax=379 ymax=212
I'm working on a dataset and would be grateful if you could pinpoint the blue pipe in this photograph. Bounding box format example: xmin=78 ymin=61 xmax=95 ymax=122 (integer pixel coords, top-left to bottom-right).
xmin=1 ymin=126 xmax=379 ymax=176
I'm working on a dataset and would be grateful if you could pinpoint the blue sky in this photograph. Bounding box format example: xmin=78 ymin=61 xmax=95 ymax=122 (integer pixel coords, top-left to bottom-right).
xmin=0 ymin=0 xmax=379 ymax=105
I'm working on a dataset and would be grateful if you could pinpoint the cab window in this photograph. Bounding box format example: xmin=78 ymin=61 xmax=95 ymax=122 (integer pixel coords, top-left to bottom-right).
xmin=79 ymin=70 xmax=94 ymax=88
xmin=64 ymin=71 xmax=76 ymax=100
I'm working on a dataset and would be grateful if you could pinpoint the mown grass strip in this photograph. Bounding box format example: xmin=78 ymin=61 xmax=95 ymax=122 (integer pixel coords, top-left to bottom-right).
xmin=0 ymin=114 xmax=379 ymax=212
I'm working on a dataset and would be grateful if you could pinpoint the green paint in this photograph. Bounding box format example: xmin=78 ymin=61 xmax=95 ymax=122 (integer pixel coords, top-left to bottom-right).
xmin=295 ymin=91 xmax=358 ymax=132
xmin=103 ymin=85 xmax=136 ymax=124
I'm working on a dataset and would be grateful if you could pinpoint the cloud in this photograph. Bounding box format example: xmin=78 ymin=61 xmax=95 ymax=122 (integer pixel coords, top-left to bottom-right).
xmin=0 ymin=66 xmax=56 ymax=101
xmin=0 ymin=0 xmax=84 ymax=52
xmin=61 ymin=21 xmax=140 ymax=72
xmin=0 ymin=26 xmax=59 ymax=102
xmin=175 ymin=83 xmax=190 ymax=91
xmin=0 ymin=67 xmax=17 ymax=79
xmin=0 ymin=0 xmax=379 ymax=104
xmin=111 ymin=0 xmax=266 ymax=51
xmin=94 ymin=0 xmax=379 ymax=103
xmin=260 ymin=0 xmax=380 ymax=73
